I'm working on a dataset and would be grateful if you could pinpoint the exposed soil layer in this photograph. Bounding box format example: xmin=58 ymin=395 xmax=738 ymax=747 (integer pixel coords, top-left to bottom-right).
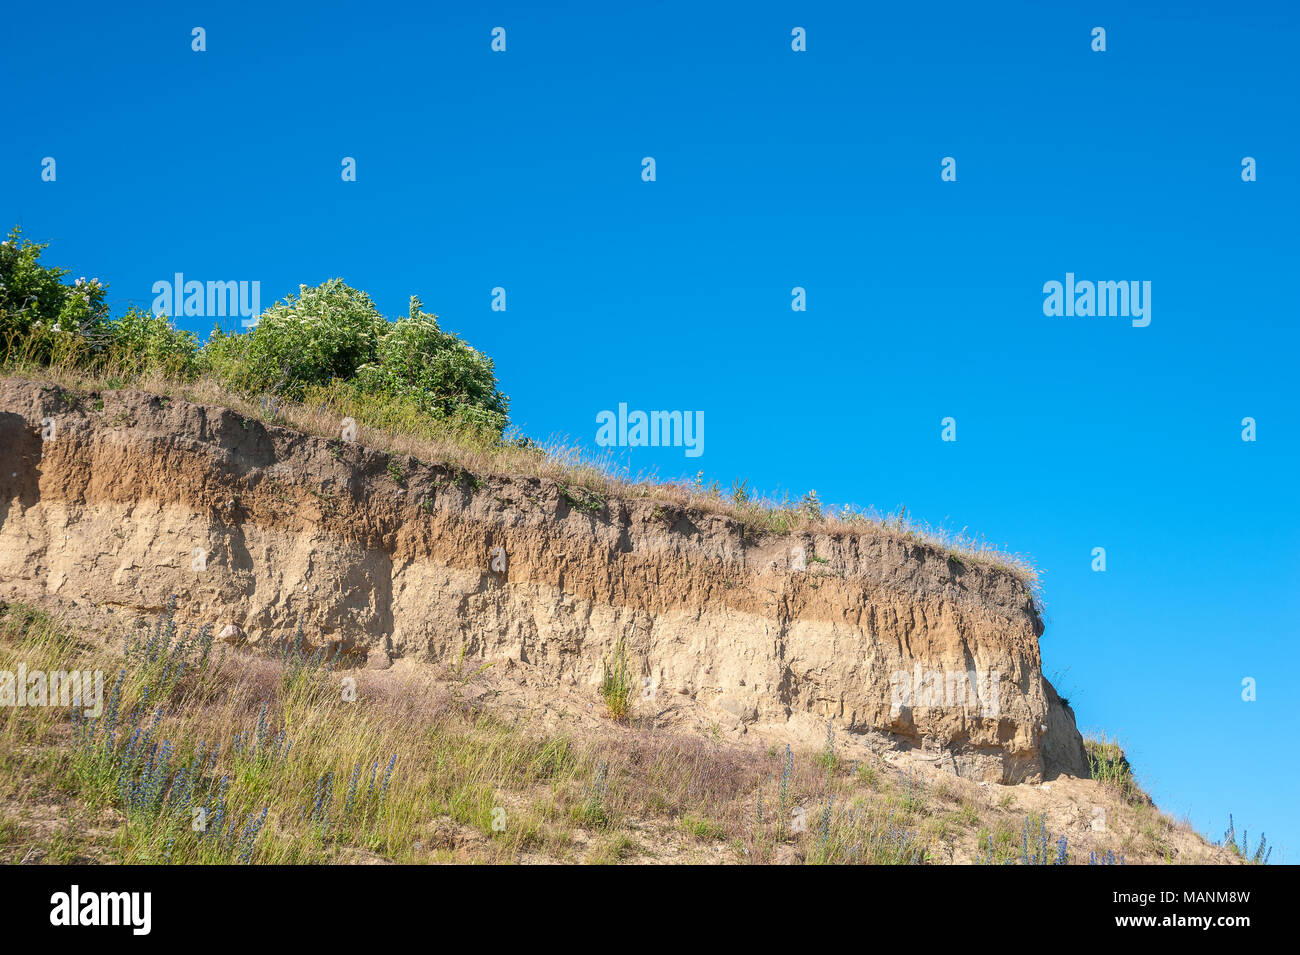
xmin=0 ymin=378 xmax=1089 ymax=783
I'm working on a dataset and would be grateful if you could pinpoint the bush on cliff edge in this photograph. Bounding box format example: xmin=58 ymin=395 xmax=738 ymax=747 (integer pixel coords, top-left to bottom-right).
xmin=0 ymin=227 xmax=510 ymax=439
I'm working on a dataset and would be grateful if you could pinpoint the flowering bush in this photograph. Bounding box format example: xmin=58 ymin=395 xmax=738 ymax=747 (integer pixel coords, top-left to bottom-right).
xmin=204 ymin=278 xmax=385 ymax=399
xmin=1 ymin=229 xmax=512 ymax=439
xmin=104 ymin=306 xmax=199 ymax=376
xmin=0 ymin=227 xmax=109 ymax=361
xmin=355 ymin=296 xmax=508 ymax=435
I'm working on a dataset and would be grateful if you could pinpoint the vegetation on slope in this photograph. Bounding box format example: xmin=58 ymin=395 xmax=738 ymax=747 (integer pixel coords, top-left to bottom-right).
xmin=1 ymin=226 xmax=509 ymax=436
xmin=0 ymin=602 xmax=926 ymax=864
xmin=0 ymin=602 xmax=1251 ymax=865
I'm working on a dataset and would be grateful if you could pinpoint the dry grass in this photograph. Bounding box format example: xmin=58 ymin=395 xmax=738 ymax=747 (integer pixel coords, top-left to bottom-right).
xmin=0 ymin=602 xmax=1237 ymax=865
xmin=0 ymin=600 xmax=936 ymax=864
xmin=1083 ymin=730 xmax=1148 ymax=806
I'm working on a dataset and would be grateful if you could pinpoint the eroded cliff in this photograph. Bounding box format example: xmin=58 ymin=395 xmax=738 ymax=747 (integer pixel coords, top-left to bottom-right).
xmin=0 ymin=378 xmax=1090 ymax=783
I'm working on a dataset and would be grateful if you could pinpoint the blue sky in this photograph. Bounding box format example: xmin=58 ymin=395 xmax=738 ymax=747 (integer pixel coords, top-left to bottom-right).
xmin=4 ymin=0 xmax=1297 ymax=859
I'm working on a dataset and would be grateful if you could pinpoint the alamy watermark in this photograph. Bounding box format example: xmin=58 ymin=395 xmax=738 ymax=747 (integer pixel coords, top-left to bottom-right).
xmin=1042 ymin=273 xmax=1150 ymax=327
xmin=889 ymin=665 xmax=1001 ymax=718
xmin=595 ymin=403 xmax=703 ymax=458
xmin=1 ymin=665 xmax=103 ymax=717
xmin=49 ymin=885 xmax=150 ymax=935
xmin=152 ymin=273 xmax=261 ymax=327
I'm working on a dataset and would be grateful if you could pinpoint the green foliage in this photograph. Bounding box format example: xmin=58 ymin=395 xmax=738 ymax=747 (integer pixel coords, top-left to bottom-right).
xmin=813 ymin=720 xmax=840 ymax=773
xmin=0 ymin=227 xmax=109 ymax=361
xmin=793 ymin=798 xmax=928 ymax=865
xmin=205 ymin=279 xmax=385 ymax=399
xmin=599 ymin=637 xmax=634 ymax=722
xmin=302 ymin=380 xmax=502 ymax=455
xmin=1223 ymin=814 xmax=1271 ymax=865
xmin=799 ymin=489 xmax=823 ymax=521
xmin=1 ymin=230 xmax=512 ymax=440
xmin=574 ymin=760 xmax=612 ymax=829
xmin=730 ymin=477 xmax=750 ymax=505
xmin=1018 ymin=813 xmax=1069 ymax=865
xmin=386 ymin=457 xmax=406 ymax=487
xmin=559 ymin=483 xmax=605 ymax=514
xmin=975 ymin=821 xmax=1019 ymax=864
xmin=103 ymin=307 xmax=199 ymax=376
xmin=355 ymin=296 xmax=508 ymax=435
xmin=891 ymin=769 xmax=925 ymax=814
xmin=680 ymin=813 xmax=725 ymax=840
xmin=201 ymin=286 xmax=508 ymax=436
xmin=1084 ymin=733 xmax=1145 ymax=805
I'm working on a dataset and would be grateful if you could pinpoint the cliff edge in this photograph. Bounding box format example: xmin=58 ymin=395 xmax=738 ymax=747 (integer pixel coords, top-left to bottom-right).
xmin=0 ymin=378 xmax=1089 ymax=784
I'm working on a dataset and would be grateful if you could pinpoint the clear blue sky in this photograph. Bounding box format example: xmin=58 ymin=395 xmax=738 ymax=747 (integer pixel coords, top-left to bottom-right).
xmin=4 ymin=1 xmax=1296 ymax=860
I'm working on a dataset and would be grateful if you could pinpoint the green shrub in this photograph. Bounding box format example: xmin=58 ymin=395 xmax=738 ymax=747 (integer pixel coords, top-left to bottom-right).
xmin=203 ymin=286 xmax=508 ymax=437
xmin=2 ymin=229 xmax=512 ymax=441
xmin=599 ymin=637 xmax=634 ymax=722
xmin=1084 ymin=733 xmax=1145 ymax=804
xmin=207 ymin=278 xmax=384 ymax=399
xmin=104 ymin=306 xmax=200 ymax=376
xmin=0 ymin=227 xmax=109 ymax=361
xmin=356 ymin=296 xmax=508 ymax=435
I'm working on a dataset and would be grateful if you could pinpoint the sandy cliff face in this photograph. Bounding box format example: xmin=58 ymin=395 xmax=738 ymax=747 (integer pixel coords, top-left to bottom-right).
xmin=0 ymin=378 xmax=1089 ymax=783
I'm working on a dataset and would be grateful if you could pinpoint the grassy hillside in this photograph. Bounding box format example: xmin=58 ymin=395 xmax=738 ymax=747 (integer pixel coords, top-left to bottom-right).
xmin=0 ymin=600 xmax=1245 ymax=865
